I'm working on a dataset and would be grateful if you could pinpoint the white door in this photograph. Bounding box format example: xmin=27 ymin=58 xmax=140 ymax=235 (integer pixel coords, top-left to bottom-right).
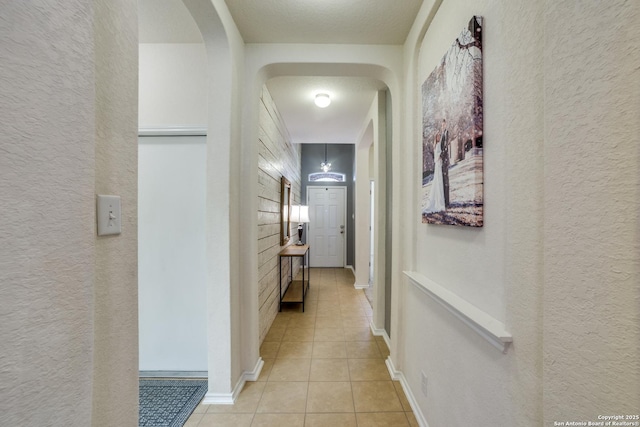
xmin=308 ymin=186 xmax=346 ymax=267
xmin=138 ymin=135 xmax=208 ymax=372
xmin=369 ymin=180 xmax=375 ymax=285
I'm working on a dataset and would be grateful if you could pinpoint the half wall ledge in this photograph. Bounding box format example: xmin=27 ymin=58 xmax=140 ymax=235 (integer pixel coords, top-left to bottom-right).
xmin=403 ymin=271 xmax=513 ymax=354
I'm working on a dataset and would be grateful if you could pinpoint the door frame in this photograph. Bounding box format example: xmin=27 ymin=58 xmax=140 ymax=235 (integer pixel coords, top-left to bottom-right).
xmin=306 ymin=185 xmax=348 ymax=268
xmin=369 ymin=180 xmax=375 ymax=285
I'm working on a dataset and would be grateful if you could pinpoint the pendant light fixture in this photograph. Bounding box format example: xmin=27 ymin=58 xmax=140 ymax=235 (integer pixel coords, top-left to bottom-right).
xmin=321 ymin=144 xmax=331 ymax=173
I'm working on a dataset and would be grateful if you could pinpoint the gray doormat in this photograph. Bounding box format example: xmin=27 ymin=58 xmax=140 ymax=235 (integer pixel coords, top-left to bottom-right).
xmin=139 ymin=379 xmax=207 ymax=427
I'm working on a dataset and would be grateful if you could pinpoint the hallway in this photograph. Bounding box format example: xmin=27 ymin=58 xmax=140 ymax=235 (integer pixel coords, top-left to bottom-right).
xmin=185 ymin=268 xmax=417 ymax=426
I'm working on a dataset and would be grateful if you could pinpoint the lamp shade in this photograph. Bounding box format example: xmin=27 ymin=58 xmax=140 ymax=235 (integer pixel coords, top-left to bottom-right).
xmin=290 ymin=205 xmax=310 ymax=223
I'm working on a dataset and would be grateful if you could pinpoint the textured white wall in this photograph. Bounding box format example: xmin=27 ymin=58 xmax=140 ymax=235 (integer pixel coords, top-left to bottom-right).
xmin=498 ymin=1 xmax=544 ymax=423
xmin=0 ymin=2 xmax=96 ymax=425
xmin=398 ymin=0 xmax=639 ymax=426
xmin=542 ymin=1 xmax=640 ymax=422
xmin=138 ymin=43 xmax=207 ymax=128
xmin=403 ymin=2 xmax=543 ymax=426
xmin=92 ymin=0 xmax=139 ymax=425
xmin=0 ymin=0 xmax=139 ymax=425
xmin=415 ymin=0 xmax=506 ymax=320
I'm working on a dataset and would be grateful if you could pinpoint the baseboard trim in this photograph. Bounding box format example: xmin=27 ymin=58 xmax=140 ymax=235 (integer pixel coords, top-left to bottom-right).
xmin=202 ymin=391 xmax=235 ymax=405
xmin=384 ymin=355 xmax=401 ymax=381
xmin=202 ymin=357 xmax=264 ymax=405
xmin=244 ymin=357 xmax=264 ymax=382
xmin=385 ymin=357 xmax=430 ymax=427
xmin=353 ymin=281 xmax=369 ymax=289
xmin=369 ymin=320 xmax=391 ymax=349
xmin=346 ymin=265 xmax=355 ymax=275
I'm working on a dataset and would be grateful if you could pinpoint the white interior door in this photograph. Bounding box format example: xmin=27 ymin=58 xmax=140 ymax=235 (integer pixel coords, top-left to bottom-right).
xmin=138 ymin=135 xmax=208 ymax=373
xmin=308 ymin=186 xmax=346 ymax=267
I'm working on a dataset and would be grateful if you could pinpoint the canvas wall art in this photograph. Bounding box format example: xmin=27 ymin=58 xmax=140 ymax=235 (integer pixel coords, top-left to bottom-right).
xmin=421 ymin=16 xmax=483 ymax=227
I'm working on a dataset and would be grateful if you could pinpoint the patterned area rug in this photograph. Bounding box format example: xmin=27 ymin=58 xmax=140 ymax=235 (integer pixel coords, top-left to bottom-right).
xmin=139 ymin=379 xmax=207 ymax=427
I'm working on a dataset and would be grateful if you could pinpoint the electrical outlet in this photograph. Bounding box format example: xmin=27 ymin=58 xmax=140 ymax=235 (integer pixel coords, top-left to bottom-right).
xmin=421 ymin=371 xmax=428 ymax=397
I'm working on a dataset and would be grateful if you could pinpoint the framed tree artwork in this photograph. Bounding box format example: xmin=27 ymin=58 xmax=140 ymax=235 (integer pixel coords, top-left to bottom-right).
xmin=421 ymin=16 xmax=484 ymax=227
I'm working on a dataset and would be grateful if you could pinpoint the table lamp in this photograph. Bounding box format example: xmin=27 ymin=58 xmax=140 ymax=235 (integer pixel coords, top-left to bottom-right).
xmin=290 ymin=205 xmax=310 ymax=245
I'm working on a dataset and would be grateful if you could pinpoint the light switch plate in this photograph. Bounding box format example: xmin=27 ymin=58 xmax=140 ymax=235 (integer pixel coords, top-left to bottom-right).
xmin=97 ymin=195 xmax=121 ymax=236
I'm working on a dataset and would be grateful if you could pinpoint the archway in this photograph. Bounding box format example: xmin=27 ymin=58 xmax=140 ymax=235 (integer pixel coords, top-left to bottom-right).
xmin=240 ymin=52 xmax=404 ymax=378
xmin=181 ymin=0 xmax=241 ymax=402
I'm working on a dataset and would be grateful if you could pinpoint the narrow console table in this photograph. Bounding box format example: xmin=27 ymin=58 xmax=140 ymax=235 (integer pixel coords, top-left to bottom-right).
xmin=278 ymin=244 xmax=310 ymax=312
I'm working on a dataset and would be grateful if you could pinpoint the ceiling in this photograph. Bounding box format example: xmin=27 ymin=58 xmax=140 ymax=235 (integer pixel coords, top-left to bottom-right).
xmin=139 ymin=0 xmax=422 ymax=143
xmin=266 ymin=76 xmax=386 ymax=144
xmin=223 ymin=0 xmax=422 ymax=45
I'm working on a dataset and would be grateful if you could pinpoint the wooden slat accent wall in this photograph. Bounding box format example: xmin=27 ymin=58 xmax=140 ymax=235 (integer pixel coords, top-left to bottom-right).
xmin=258 ymin=86 xmax=301 ymax=343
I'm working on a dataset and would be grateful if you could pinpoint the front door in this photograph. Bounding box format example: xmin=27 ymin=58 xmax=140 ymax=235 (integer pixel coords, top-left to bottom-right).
xmin=308 ymin=186 xmax=346 ymax=267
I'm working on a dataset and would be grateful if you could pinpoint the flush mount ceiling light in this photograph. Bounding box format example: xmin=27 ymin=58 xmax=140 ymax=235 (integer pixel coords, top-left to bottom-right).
xmin=314 ymin=93 xmax=331 ymax=108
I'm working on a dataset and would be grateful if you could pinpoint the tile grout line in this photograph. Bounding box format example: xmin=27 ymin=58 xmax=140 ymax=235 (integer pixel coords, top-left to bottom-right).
xmin=190 ymin=268 xmax=407 ymax=426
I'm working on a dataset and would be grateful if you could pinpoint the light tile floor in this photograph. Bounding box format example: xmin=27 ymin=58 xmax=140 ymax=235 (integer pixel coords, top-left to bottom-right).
xmin=185 ymin=268 xmax=418 ymax=427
